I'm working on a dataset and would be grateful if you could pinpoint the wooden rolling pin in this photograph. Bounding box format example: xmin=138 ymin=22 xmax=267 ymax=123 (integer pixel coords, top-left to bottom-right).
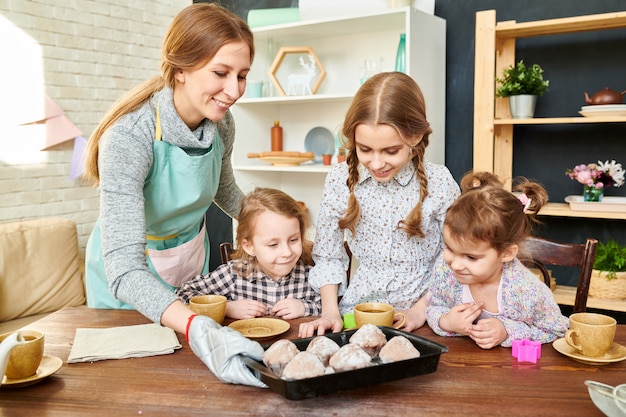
xmin=247 ymin=151 xmax=315 ymax=159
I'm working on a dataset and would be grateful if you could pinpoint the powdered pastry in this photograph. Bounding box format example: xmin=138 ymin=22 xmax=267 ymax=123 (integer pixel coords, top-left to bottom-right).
xmin=306 ymin=336 xmax=340 ymax=367
xmin=281 ymin=351 xmax=326 ymax=380
xmin=262 ymin=339 xmax=299 ymax=376
xmin=349 ymin=323 xmax=387 ymax=357
xmin=378 ymin=335 xmax=421 ymax=363
xmin=328 ymin=343 xmax=372 ymax=372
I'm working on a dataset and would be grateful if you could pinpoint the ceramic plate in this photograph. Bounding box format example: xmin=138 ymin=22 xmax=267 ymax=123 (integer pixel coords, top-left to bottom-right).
xmin=564 ymin=196 xmax=626 ymax=213
xmin=229 ymin=318 xmax=290 ymax=340
xmin=579 ymin=104 xmax=626 ymax=117
xmin=304 ymin=127 xmax=335 ymax=162
xmin=581 ymin=104 xmax=626 ymax=111
xmin=1 ymin=355 xmax=63 ymax=388
xmin=553 ymin=338 xmax=626 ymax=365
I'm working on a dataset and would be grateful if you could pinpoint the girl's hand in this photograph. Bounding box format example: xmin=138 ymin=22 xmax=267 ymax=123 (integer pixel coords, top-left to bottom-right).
xmin=397 ymin=296 xmax=428 ymax=332
xmin=226 ymin=300 xmax=268 ymax=320
xmin=467 ymin=318 xmax=508 ymax=349
xmin=439 ymin=302 xmax=483 ymax=335
xmin=298 ymin=313 xmax=343 ymax=338
xmin=271 ymin=297 xmax=305 ymax=320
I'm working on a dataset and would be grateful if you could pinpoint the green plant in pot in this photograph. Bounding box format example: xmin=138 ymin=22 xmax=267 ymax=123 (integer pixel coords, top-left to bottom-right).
xmin=589 ymin=239 xmax=626 ymax=300
xmin=495 ymin=60 xmax=549 ymax=119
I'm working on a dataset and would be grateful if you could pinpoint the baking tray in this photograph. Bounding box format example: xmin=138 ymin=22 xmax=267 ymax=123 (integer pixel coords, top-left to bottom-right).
xmin=242 ymin=326 xmax=448 ymax=400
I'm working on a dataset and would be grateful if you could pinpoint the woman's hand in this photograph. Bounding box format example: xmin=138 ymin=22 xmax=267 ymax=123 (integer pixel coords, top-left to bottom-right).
xmin=226 ymin=300 xmax=268 ymax=320
xmin=438 ymin=302 xmax=483 ymax=335
xmin=271 ymin=297 xmax=305 ymax=320
xmin=298 ymin=313 xmax=343 ymax=338
xmin=468 ymin=318 xmax=508 ymax=349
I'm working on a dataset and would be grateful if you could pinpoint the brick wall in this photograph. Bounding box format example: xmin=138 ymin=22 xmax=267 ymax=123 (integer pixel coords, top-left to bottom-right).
xmin=0 ymin=0 xmax=191 ymax=258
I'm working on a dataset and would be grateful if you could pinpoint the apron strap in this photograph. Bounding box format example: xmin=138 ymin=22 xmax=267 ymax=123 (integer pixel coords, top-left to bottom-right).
xmin=155 ymin=102 xmax=162 ymax=141
xmin=146 ymin=101 xmax=175 ymax=242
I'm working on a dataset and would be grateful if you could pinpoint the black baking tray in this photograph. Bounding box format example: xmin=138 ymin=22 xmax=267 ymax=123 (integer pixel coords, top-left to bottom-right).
xmin=242 ymin=326 xmax=448 ymax=400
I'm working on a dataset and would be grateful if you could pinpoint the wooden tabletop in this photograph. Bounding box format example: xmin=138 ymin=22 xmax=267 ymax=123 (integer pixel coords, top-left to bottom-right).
xmin=1 ymin=306 xmax=625 ymax=417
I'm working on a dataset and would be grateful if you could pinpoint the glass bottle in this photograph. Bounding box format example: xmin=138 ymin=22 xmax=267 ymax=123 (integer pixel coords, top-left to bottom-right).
xmin=395 ymin=33 xmax=406 ymax=73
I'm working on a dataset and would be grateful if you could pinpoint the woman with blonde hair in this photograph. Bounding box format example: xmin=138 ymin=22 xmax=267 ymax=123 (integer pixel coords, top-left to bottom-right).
xmin=83 ymin=3 xmax=265 ymax=387
xmin=299 ymin=72 xmax=460 ymax=337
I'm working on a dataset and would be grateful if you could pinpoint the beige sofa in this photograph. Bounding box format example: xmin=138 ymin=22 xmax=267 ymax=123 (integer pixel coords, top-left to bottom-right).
xmin=0 ymin=217 xmax=85 ymax=333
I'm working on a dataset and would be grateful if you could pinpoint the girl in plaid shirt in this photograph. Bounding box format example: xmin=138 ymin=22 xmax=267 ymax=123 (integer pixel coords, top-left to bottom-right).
xmin=426 ymin=172 xmax=569 ymax=349
xmin=177 ymin=188 xmax=321 ymax=320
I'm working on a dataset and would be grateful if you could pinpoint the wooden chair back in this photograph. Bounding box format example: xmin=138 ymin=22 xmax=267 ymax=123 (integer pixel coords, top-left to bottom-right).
xmin=219 ymin=241 xmax=353 ymax=285
xmin=521 ymin=236 xmax=598 ymax=313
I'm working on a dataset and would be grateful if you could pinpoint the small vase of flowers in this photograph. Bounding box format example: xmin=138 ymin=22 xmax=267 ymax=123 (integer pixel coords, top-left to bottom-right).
xmin=565 ymin=160 xmax=624 ymax=202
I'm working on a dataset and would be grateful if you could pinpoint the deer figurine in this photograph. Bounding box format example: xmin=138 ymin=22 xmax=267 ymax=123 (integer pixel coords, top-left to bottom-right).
xmin=287 ymin=54 xmax=317 ymax=96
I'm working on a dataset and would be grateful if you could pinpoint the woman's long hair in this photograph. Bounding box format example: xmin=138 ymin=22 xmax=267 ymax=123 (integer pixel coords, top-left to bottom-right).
xmin=83 ymin=3 xmax=254 ymax=185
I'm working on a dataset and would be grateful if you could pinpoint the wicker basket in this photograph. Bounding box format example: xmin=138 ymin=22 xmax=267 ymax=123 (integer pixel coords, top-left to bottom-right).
xmin=589 ymin=270 xmax=626 ymax=300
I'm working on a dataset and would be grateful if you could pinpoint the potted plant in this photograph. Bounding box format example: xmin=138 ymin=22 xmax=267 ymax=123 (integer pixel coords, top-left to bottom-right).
xmin=589 ymin=239 xmax=626 ymax=300
xmin=495 ymin=60 xmax=549 ymax=119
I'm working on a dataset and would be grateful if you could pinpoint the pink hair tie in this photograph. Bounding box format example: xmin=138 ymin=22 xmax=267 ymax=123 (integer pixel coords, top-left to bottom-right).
xmin=517 ymin=194 xmax=531 ymax=212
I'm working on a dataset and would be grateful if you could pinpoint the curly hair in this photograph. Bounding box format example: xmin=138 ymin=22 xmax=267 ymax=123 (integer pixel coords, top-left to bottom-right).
xmin=446 ymin=171 xmax=548 ymax=253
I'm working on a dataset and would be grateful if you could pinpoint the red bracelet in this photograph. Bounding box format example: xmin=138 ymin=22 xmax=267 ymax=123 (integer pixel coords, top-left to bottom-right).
xmin=186 ymin=314 xmax=198 ymax=344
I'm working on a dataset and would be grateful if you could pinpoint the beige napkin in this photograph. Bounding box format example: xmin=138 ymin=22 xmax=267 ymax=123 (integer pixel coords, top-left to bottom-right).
xmin=68 ymin=323 xmax=182 ymax=363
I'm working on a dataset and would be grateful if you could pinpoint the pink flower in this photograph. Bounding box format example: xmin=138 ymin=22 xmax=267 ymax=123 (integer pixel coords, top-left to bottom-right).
xmin=566 ymin=160 xmax=624 ymax=189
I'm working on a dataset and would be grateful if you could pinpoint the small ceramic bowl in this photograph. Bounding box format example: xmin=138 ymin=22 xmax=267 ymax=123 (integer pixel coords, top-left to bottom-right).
xmin=585 ymin=380 xmax=626 ymax=417
xmin=614 ymin=383 xmax=626 ymax=414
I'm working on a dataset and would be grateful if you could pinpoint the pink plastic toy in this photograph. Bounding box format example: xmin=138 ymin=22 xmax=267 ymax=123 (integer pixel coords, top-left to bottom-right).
xmin=512 ymin=339 xmax=541 ymax=363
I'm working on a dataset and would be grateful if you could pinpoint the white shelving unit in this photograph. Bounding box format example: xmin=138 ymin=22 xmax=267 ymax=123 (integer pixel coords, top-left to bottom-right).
xmin=231 ymin=7 xmax=446 ymax=226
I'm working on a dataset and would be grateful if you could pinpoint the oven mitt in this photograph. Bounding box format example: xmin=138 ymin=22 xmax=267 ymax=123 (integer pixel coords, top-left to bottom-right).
xmin=188 ymin=315 xmax=267 ymax=388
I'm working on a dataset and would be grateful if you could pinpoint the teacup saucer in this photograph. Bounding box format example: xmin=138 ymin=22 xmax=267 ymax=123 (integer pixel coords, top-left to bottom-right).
xmin=1 ymin=355 xmax=63 ymax=388
xmin=553 ymin=338 xmax=626 ymax=365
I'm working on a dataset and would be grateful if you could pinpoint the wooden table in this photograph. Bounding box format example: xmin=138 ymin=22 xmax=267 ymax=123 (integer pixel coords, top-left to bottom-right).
xmin=1 ymin=307 xmax=625 ymax=417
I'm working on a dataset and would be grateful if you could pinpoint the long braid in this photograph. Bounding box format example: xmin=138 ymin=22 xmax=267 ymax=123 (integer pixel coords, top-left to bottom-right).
xmin=338 ymin=146 xmax=361 ymax=234
xmin=399 ymin=129 xmax=429 ymax=237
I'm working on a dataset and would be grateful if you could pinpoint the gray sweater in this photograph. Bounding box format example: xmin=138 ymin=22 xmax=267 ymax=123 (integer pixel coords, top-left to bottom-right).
xmin=97 ymin=87 xmax=244 ymax=323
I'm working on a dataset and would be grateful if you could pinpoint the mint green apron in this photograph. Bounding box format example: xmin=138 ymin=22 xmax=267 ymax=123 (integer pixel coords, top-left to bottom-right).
xmin=85 ymin=109 xmax=223 ymax=309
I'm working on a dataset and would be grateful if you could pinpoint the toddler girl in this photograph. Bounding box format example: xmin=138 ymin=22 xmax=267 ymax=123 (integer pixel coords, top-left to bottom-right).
xmin=177 ymin=187 xmax=320 ymax=320
xmin=426 ymin=171 xmax=569 ymax=349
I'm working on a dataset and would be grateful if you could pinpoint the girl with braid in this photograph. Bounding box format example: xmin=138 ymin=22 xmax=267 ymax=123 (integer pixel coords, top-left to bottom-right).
xmin=299 ymin=72 xmax=460 ymax=337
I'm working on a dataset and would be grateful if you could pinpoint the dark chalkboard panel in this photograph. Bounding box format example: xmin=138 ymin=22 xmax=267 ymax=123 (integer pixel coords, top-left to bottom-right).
xmin=436 ymin=0 xmax=626 ymax=286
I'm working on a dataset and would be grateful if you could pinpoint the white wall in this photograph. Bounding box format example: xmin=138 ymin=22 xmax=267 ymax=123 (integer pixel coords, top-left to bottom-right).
xmin=0 ymin=0 xmax=191 ymax=259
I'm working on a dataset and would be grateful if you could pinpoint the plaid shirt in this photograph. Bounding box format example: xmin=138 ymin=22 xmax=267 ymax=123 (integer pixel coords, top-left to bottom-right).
xmin=176 ymin=259 xmax=321 ymax=316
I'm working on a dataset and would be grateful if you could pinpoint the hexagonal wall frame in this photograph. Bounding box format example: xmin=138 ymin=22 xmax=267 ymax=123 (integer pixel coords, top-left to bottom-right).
xmin=268 ymin=46 xmax=326 ymax=96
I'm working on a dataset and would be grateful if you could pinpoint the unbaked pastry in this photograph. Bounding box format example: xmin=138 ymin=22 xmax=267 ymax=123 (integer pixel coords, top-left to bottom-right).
xmin=328 ymin=343 xmax=372 ymax=372
xmin=306 ymin=336 xmax=340 ymax=367
xmin=378 ymin=335 xmax=421 ymax=363
xmin=281 ymin=351 xmax=326 ymax=380
xmin=262 ymin=339 xmax=299 ymax=377
xmin=349 ymin=323 xmax=387 ymax=357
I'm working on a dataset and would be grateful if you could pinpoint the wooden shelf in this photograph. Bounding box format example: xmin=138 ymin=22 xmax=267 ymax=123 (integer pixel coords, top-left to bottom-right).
xmin=539 ymin=203 xmax=626 ymax=220
xmin=473 ymin=10 xmax=626 ymax=214
xmin=496 ymin=11 xmax=626 ymax=39
xmin=553 ymin=285 xmax=626 ymax=312
xmin=494 ymin=116 xmax=626 ymax=125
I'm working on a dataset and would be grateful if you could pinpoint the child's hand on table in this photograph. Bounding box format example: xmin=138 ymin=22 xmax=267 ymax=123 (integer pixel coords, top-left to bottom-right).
xmin=226 ymin=299 xmax=268 ymax=319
